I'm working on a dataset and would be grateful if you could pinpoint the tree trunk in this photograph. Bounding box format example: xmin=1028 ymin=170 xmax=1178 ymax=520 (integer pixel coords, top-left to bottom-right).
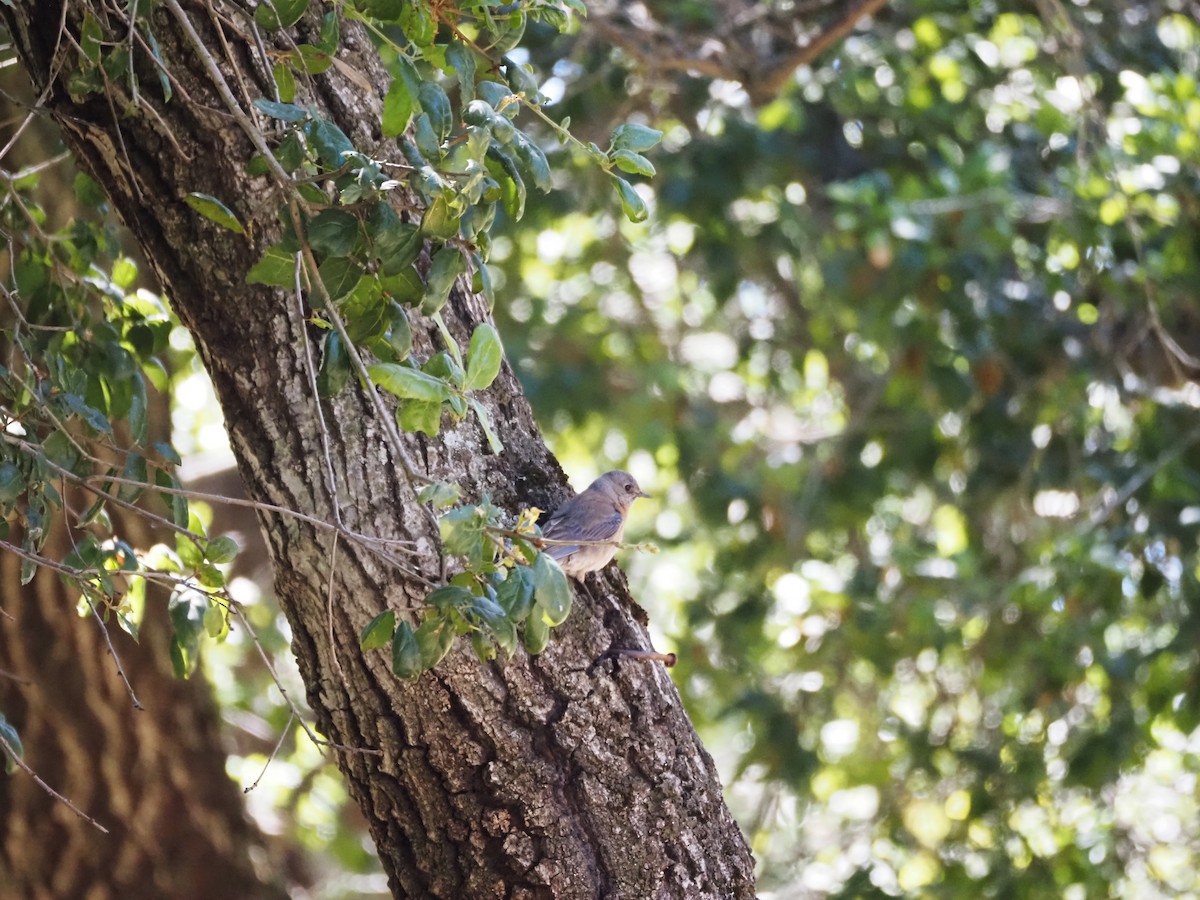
xmin=1 ymin=3 xmax=756 ymax=897
xmin=0 ymin=507 xmax=288 ymax=900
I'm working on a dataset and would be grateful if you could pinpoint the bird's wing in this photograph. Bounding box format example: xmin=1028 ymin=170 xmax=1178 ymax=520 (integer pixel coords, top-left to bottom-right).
xmin=542 ymin=506 xmax=625 ymax=560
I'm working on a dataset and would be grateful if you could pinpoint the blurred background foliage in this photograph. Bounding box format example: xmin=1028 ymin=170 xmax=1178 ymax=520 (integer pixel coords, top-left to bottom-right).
xmin=487 ymin=0 xmax=1200 ymax=897
xmin=5 ymin=0 xmax=1200 ymax=897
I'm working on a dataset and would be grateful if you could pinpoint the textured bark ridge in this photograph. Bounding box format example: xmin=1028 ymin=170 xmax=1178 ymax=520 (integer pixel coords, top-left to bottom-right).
xmin=2 ymin=3 xmax=757 ymax=896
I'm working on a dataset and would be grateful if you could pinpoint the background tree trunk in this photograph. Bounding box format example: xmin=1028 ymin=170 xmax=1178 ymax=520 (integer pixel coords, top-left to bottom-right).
xmin=0 ymin=504 xmax=289 ymax=900
xmin=2 ymin=2 xmax=757 ymax=897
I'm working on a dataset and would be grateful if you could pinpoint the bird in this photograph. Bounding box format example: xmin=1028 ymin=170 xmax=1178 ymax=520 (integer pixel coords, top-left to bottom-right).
xmin=540 ymin=470 xmax=650 ymax=578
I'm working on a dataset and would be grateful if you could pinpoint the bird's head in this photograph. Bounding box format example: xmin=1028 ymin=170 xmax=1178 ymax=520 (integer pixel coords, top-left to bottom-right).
xmin=591 ymin=470 xmax=651 ymax=511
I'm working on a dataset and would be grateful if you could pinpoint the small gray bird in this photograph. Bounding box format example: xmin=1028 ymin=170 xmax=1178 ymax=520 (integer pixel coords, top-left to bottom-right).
xmin=541 ymin=470 xmax=650 ymax=577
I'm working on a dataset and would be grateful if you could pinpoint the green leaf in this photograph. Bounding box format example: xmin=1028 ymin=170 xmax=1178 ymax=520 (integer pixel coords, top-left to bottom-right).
xmin=361 ymin=609 xmax=396 ymax=651
xmin=292 ymin=45 xmax=333 ymax=75
xmin=464 ymin=323 xmax=503 ymax=392
xmin=486 ymin=144 xmax=526 ymax=220
xmin=118 ymin=453 xmax=147 ymax=503
xmin=128 ymin=375 xmax=148 ymax=446
xmin=316 ymin=10 xmax=340 ymax=53
xmin=495 ymin=565 xmax=535 ymax=622
xmin=611 ymin=175 xmax=649 ymax=223
xmin=415 ymin=614 xmax=456 ymax=669
xmin=419 ymin=194 xmax=461 ymax=241
xmin=532 ymin=552 xmax=572 ymax=626
xmin=392 ymin=620 xmax=422 ymax=677
xmin=426 ymin=585 xmax=475 ymax=609
xmin=611 ymin=123 xmax=663 ymax=153
xmin=439 ymin=504 xmax=486 ymax=561
xmin=0 ymin=713 xmax=23 ymax=774
xmin=0 ymin=462 xmax=25 ymax=504
xmin=381 ymin=266 xmax=424 ymax=305
xmin=470 ymin=397 xmax=504 ymax=454
xmin=203 ymin=603 xmax=227 ymax=639
xmin=247 ymin=245 xmax=297 ymax=287
xmin=418 ymin=81 xmax=453 ymax=141
xmin=502 ymin=56 xmax=540 ymax=102
xmin=418 ymin=481 xmax=462 ymax=508
xmin=472 ymin=595 xmax=516 ymax=653
xmin=255 ymin=98 xmax=308 ymax=121
xmin=205 ymin=535 xmax=240 ymax=565
xmin=365 ymin=203 xmax=422 ymax=273
xmin=63 ymin=393 xmax=112 ymax=434
xmin=317 ymin=330 xmax=351 ymax=397
xmin=513 ymin=133 xmax=551 ymax=192
xmin=306 ymin=118 xmax=355 ymax=168
xmin=156 ymin=469 xmax=189 ymax=528
xmin=307 ymin=209 xmax=360 ymax=257
xmin=382 ymin=78 xmax=415 ymax=138
xmin=255 ymin=0 xmax=309 ymax=30
xmin=315 ymin=257 xmax=362 ymax=301
xmin=185 ymin=193 xmax=245 ymax=234
xmin=271 ymin=63 xmax=296 ymax=103
xmin=523 ymin=607 xmax=549 ymax=655
xmin=611 ymin=149 xmax=656 ymax=178
xmin=446 ymin=42 xmax=477 ymax=102
xmin=386 ymin=302 xmax=413 ymax=361
xmin=398 ymin=399 xmax=442 ymax=437
xmin=422 ymin=245 xmax=466 ymax=315
xmin=168 ymin=587 xmax=208 ymax=657
xmin=368 ymin=363 xmax=454 ymax=402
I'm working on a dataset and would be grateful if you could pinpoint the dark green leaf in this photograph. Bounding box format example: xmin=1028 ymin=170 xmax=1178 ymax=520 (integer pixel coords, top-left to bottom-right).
xmin=422 ymin=245 xmax=465 ymax=315
xmin=446 ymin=42 xmax=477 ymax=102
xmin=414 ymin=614 xmax=455 ymax=669
xmin=118 ymin=453 xmax=147 ymax=503
xmin=307 ymin=209 xmax=360 ymax=257
xmin=254 ymin=98 xmax=308 ymax=121
xmin=361 ymin=609 xmax=396 ymax=651
xmin=315 ymin=257 xmax=362 ymax=301
xmin=386 ymin=302 xmax=413 ymax=361
xmin=306 ymin=118 xmax=355 ymax=168
xmin=0 ymin=462 xmax=24 ymax=504
xmin=317 ymin=330 xmax=351 ymax=398
xmin=426 ymin=585 xmax=475 ymax=609
xmin=391 ymin=620 xmax=421 ymax=677
xmin=417 ymin=81 xmax=453 ymax=142
xmin=156 ymin=469 xmax=189 ymax=528
xmin=495 ymin=565 xmax=534 ymax=621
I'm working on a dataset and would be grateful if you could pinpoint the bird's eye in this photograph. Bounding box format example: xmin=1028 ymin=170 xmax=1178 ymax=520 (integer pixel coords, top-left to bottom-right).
xmin=625 ymin=483 xmax=634 ymax=493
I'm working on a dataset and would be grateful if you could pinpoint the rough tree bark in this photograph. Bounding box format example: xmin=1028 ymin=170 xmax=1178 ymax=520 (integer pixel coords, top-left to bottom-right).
xmin=2 ymin=2 xmax=757 ymax=897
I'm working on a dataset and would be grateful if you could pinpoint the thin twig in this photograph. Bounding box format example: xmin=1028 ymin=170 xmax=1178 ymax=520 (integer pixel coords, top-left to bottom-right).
xmin=243 ymin=709 xmax=295 ymax=793
xmin=231 ymin=603 xmax=382 ymax=757
xmin=326 ymin=530 xmax=343 ymax=677
xmin=80 ymin=592 xmax=143 ymax=709
xmin=0 ymin=732 xmax=110 ymax=834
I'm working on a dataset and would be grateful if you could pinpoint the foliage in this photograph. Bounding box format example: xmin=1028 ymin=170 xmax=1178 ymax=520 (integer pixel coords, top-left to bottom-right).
xmin=488 ymin=1 xmax=1200 ymax=896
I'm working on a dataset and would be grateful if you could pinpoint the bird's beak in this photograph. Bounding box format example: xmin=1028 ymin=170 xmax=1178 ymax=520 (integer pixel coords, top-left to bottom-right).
xmin=637 ymin=489 xmax=652 ymax=499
